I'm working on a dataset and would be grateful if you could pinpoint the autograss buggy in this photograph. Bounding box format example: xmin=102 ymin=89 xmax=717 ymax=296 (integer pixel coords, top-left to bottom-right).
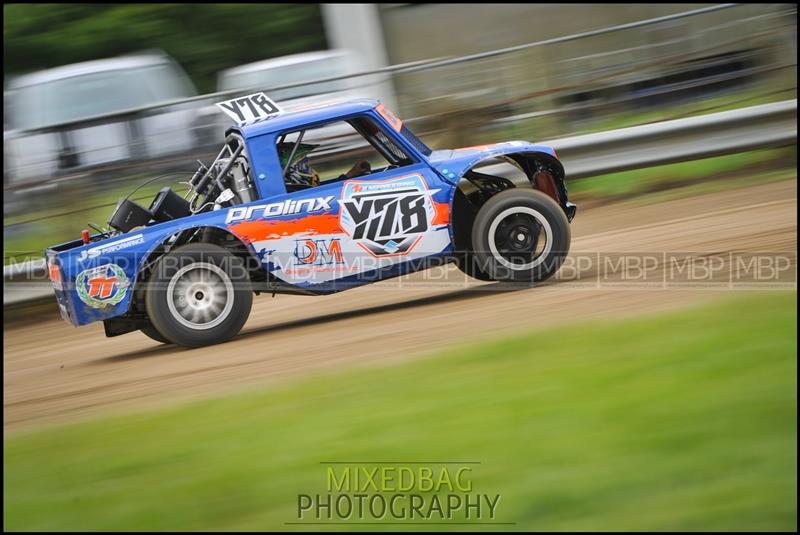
xmin=46 ymin=93 xmax=576 ymax=347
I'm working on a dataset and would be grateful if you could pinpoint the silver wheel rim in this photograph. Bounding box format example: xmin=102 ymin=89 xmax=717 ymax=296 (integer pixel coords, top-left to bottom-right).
xmin=488 ymin=206 xmax=553 ymax=270
xmin=166 ymin=262 xmax=234 ymax=330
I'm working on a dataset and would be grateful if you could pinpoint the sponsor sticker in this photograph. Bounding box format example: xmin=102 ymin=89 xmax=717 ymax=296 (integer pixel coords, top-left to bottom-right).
xmin=340 ymin=175 xmax=438 ymax=257
xmin=293 ymin=238 xmax=344 ymax=266
xmin=76 ymin=263 xmax=130 ymax=308
xmin=79 ymin=234 xmax=144 ymax=263
xmin=376 ymin=103 xmax=403 ymax=132
xmin=226 ymin=196 xmax=335 ymax=224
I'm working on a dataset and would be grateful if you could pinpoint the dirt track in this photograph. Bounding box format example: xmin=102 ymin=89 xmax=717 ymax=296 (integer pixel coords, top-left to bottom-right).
xmin=4 ymin=180 xmax=797 ymax=431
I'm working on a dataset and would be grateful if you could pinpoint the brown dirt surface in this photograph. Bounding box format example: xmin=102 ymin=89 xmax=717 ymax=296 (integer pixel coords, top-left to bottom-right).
xmin=4 ymin=179 xmax=797 ymax=432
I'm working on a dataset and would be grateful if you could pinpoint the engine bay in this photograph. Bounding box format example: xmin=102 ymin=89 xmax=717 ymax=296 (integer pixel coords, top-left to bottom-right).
xmin=99 ymin=134 xmax=256 ymax=240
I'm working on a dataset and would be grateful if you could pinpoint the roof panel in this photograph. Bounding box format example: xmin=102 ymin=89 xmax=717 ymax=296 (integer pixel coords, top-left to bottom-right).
xmin=237 ymin=98 xmax=380 ymax=137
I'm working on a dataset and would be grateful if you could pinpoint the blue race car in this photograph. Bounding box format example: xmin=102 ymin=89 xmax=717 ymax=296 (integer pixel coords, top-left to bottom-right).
xmin=46 ymin=94 xmax=576 ymax=347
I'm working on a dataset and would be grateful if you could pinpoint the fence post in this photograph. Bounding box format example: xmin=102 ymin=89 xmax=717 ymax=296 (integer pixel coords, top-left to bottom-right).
xmin=321 ymin=3 xmax=398 ymax=112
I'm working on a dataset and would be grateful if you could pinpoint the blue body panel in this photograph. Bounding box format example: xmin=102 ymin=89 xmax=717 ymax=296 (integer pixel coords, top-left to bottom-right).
xmin=51 ymin=209 xmax=257 ymax=326
xmin=427 ymin=142 xmax=558 ymax=179
xmin=46 ymin=99 xmax=566 ymax=328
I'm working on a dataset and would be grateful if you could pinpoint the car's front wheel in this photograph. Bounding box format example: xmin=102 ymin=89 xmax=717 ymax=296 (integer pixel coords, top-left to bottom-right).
xmin=471 ymin=189 xmax=571 ymax=283
xmin=145 ymin=243 xmax=253 ymax=347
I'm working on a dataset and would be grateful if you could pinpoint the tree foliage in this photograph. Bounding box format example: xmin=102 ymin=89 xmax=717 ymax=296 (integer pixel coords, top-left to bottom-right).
xmin=3 ymin=3 xmax=327 ymax=93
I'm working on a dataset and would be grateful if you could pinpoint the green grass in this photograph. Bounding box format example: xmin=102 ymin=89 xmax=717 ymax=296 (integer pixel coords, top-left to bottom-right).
xmin=578 ymin=86 xmax=798 ymax=135
xmin=477 ymin=84 xmax=798 ymax=148
xmin=568 ymin=147 xmax=796 ymax=200
xmin=489 ymin=84 xmax=799 ymax=143
xmin=4 ymin=292 xmax=797 ymax=531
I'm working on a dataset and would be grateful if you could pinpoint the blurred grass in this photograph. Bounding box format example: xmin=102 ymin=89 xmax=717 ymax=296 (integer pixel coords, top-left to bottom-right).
xmin=575 ymin=86 xmax=798 ymax=135
xmin=4 ymin=292 xmax=797 ymax=531
xmin=2 ymin=178 xmax=186 ymax=227
xmin=567 ymin=147 xmax=796 ymax=200
xmin=481 ymin=84 xmax=798 ymax=146
xmin=2 ymin=179 xmax=187 ymax=263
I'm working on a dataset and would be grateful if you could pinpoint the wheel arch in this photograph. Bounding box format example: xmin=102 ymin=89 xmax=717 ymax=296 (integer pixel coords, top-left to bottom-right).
xmin=448 ymin=150 xmax=571 ymax=255
xmin=127 ymin=224 xmax=264 ymax=314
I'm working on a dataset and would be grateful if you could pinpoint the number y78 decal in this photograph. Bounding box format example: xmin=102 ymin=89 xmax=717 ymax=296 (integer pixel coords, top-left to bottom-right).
xmin=340 ymin=174 xmax=440 ymax=257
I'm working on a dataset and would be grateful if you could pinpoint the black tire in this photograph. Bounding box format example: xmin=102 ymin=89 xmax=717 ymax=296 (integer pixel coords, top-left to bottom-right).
xmin=140 ymin=324 xmax=171 ymax=344
xmin=471 ymin=189 xmax=571 ymax=283
xmin=454 ymin=252 xmax=494 ymax=281
xmin=144 ymin=243 xmax=253 ymax=347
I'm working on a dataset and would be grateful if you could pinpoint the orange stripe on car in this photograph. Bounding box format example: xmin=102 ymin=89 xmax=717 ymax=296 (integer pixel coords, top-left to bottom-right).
xmin=228 ymin=213 xmax=342 ymax=242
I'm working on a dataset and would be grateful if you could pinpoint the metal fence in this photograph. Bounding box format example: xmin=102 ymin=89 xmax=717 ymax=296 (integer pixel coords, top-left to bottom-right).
xmin=4 ymin=3 xmax=795 ymax=188
xmin=3 ymin=4 xmax=750 ymax=135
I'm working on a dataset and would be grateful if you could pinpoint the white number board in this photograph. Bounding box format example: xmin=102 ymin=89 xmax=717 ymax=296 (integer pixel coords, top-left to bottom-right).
xmin=215 ymin=92 xmax=283 ymax=125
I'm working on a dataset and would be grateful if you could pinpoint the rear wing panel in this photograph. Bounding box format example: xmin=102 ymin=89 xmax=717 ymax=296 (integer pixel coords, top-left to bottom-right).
xmin=45 ymin=232 xmax=156 ymax=326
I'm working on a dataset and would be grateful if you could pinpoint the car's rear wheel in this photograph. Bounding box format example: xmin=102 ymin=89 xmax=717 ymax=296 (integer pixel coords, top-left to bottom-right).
xmin=140 ymin=324 xmax=171 ymax=344
xmin=471 ymin=189 xmax=570 ymax=283
xmin=145 ymin=243 xmax=253 ymax=347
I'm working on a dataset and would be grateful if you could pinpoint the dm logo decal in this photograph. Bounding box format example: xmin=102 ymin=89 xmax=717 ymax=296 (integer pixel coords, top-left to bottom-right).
xmin=294 ymin=238 xmax=344 ymax=266
xmin=76 ymin=263 xmax=130 ymax=308
xmin=340 ymin=175 xmax=438 ymax=257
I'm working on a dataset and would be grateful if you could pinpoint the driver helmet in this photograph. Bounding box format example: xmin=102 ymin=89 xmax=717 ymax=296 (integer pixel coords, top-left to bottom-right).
xmin=278 ymin=142 xmax=320 ymax=187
